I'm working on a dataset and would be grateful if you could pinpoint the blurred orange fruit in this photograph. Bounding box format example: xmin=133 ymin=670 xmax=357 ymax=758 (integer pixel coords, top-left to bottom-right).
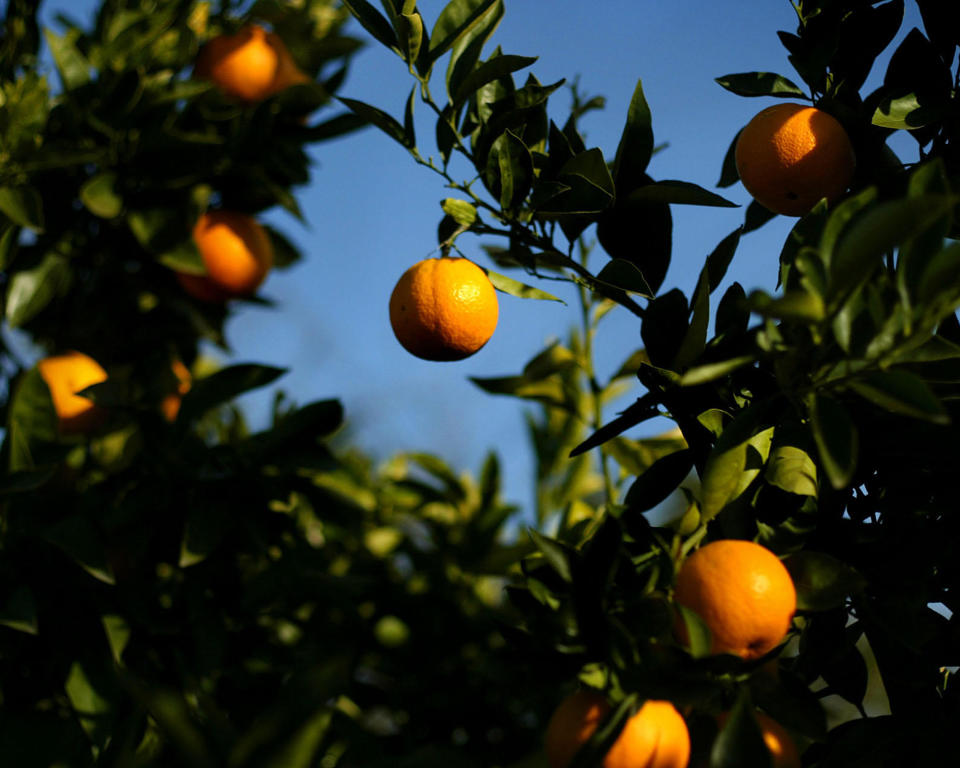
xmin=674 ymin=539 xmax=796 ymax=659
xmin=37 ymin=351 xmax=108 ymax=434
xmin=389 ymin=257 xmax=498 ymax=361
xmin=735 ymin=103 xmax=855 ymax=216
xmin=160 ymin=359 xmax=192 ymax=422
xmin=195 ymin=24 xmax=310 ymax=102
xmin=545 ymin=690 xmax=690 ymax=768
xmin=181 ymin=210 xmax=274 ymax=301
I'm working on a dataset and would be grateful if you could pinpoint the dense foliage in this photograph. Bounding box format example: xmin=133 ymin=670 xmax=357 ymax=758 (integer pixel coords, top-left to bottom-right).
xmin=2 ymin=0 xmax=960 ymax=766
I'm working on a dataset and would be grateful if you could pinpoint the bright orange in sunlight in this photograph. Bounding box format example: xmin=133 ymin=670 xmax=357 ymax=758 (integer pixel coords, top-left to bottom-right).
xmin=545 ymin=690 xmax=690 ymax=768
xmin=735 ymin=103 xmax=855 ymax=216
xmin=37 ymin=351 xmax=108 ymax=434
xmin=674 ymin=539 xmax=796 ymax=660
xmin=181 ymin=210 xmax=274 ymax=302
xmin=389 ymin=257 xmax=499 ymax=361
xmin=195 ymin=24 xmax=310 ymax=102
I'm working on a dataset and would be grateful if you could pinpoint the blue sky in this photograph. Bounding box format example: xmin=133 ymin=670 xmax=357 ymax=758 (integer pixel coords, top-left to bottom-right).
xmin=34 ymin=0 xmax=925 ymax=513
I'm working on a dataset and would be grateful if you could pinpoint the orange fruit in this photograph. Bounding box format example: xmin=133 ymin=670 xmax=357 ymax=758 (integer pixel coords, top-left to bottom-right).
xmin=715 ymin=711 xmax=801 ymax=768
xmin=545 ymin=690 xmax=690 ymax=768
xmin=195 ymin=25 xmax=279 ymax=102
xmin=160 ymin=359 xmax=192 ymax=422
xmin=37 ymin=351 xmax=108 ymax=434
xmin=195 ymin=25 xmax=310 ymax=103
xmin=735 ymin=103 xmax=855 ymax=216
xmin=184 ymin=210 xmax=274 ymax=300
xmin=389 ymin=257 xmax=499 ymax=361
xmin=674 ymin=539 xmax=796 ymax=660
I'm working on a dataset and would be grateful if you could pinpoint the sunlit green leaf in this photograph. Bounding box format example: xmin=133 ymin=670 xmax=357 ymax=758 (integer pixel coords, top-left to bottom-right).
xmin=715 ymin=71 xmax=807 ymax=98
xmin=482 ymin=266 xmax=562 ymax=301
xmin=0 ymin=186 xmax=44 ymax=231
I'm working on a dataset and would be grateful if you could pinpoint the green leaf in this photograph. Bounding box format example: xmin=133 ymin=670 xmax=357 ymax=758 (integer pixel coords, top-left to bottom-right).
xmin=765 ymin=445 xmax=818 ymax=496
xmin=486 ymin=129 xmax=533 ymax=210
xmin=706 ymin=227 xmax=742 ymax=292
xmin=743 ymin=199 xmax=776 ymax=233
xmin=700 ymin=406 xmax=775 ymax=521
xmin=337 ymin=97 xmax=414 ymax=148
xmin=715 ymin=71 xmax=808 ymax=98
xmin=872 ymin=91 xmax=940 ymax=130
xmin=120 ymin=674 xmax=217 ymax=768
xmin=397 ymin=11 xmax=424 ymax=64
xmin=626 ymin=180 xmax=738 ymax=207
xmin=568 ymin=397 xmax=659 ymax=457
xmin=785 ymin=551 xmax=867 ymax=611
xmin=676 ymin=604 xmax=713 ymax=659
xmin=535 ymin=148 xmax=615 ymax=215
xmin=710 ymin=691 xmax=772 ymax=768
xmin=595 ymin=259 xmax=653 ymax=297
xmin=341 ymin=0 xmax=399 ymax=52
xmin=263 ymin=710 xmax=333 ymax=768
xmin=101 ymin=615 xmax=131 ymax=663
xmin=158 ymin=239 xmax=204 ymax=275
xmin=830 ymin=195 xmax=952 ymax=302
xmin=528 ymin=529 xmax=572 ymax=583
xmin=679 ymin=356 xmax=755 ymax=387
xmin=43 ymin=515 xmax=115 ymax=585
xmin=178 ymin=365 xmax=288 ymax=422
xmin=302 ymin=112 xmax=370 ymax=141
xmin=810 ymin=393 xmax=858 ymax=489
xmin=0 ymin=186 xmax=44 ymax=231
xmin=470 ymin=374 xmax=574 ymax=413
xmin=441 ymin=198 xmax=478 ymax=227
xmin=674 ymin=268 xmax=710 ymax=369
xmin=65 ymin=660 xmax=113 ymax=747
xmin=451 ymin=53 xmax=537 ymax=108
xmin=128 ymin=208 xmax=189 ymax=253
xmin=624 ymin=449 xmax=693 ymax=512
xmin=611 ymin=78 xmax=654 ymax=193
xmin=0 ymin=587 xmax=38 ymax=635
xmin=429 ymin=0 xmax=498 ymax=62
xmin=482 ymin=266 xmax=562 ymax=302
xmin=5 ymin=253 xmax=70 ymax=327
xmin=43 ymin=28 xmax=90 ymax=90
xmin=0 ymin=223 xmax=18 ymax=271
xmin=79 ymin=173 xmax=122 ymax=218
xmin=444 ymin=0 xmax=504 ymax=99
xmin=718 ymin=128 xmax=742 ymax=188
xmin=847 ymin=369 xmax=948 ymax=423
xmin=180 ymin=502 xmax=229 ymax=567
xmin=748 ymin=290 xmax=825 ymax=322
xmin=6 ymin=367 xmax=59 ymax=472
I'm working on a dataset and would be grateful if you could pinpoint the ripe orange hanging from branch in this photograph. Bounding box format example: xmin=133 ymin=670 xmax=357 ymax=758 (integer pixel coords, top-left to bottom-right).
xmin=735 ymin=103 xmax=855 ymax=216
xmin=674 ymin=539 xmax=796 ymax=660
xmin=37 ymin=351 xmax=109 ymax=435
xmin=195 ymin=24 xmax=310 ymax=102
xmin=389 ymin=257 xmax=499 ymax=361
xmin=179 ymin=211 xmax=274 ymax=302
xmin=544 ymin=690 xmax=690 ymax=768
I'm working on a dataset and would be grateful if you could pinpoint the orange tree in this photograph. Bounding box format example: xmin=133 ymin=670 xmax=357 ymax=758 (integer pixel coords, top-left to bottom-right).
xmin=331 ymin=0 xmax=960 ymax=766
xmin=4 ymin=0 xmax=960 ymax=767
xmin=0 ymin=1 xmax=568 ymax=766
